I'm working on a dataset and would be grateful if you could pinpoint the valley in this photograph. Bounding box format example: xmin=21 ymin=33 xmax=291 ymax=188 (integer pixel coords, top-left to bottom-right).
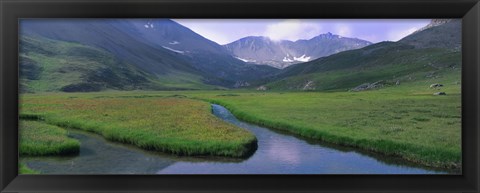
xmin=18 ymin=19 xmax=462 ymax=174
xmin=20 ymin=77 xmax=461 ymax=173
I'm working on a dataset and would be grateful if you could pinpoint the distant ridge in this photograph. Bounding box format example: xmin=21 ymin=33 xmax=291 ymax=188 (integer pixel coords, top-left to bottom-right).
xmin=224 ymin=33 xmax=372 ymax=69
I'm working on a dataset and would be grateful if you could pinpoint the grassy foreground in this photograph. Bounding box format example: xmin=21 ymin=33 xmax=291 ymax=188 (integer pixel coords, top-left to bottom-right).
xmin=20 ymin=120 xmax=80 ymax=156
xmin=20 ymin=96 xmax=257 ymax=157
xmin=196 ymin=80 xmax=461 ymax=169
xmin=19 ymin=70 xmax=461 ymax=169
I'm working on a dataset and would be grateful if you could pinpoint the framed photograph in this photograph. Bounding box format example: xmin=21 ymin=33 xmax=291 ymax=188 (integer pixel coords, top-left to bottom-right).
xmin=1 ymin=0 xmax=479 ymax=192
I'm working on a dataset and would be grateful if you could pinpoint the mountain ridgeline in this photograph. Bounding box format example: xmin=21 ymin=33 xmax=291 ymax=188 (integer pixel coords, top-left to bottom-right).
xmin=19 ymin=19 xmax=460 ymax=93
xmin=19 ymin=19 xmax=278 ymax=92
xmin=224 ymin=33 xmax=372 ymax=69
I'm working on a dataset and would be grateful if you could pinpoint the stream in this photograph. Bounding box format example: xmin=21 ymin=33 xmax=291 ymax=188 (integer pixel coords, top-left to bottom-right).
xmin=22 ymin=104 xmax=454 ymax=174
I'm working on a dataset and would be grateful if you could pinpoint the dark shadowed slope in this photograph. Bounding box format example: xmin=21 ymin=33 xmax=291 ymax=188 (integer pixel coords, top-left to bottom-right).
xmin=19 ymin=36 xmax=218 ymax=92
xmin=20 ymin=20 xmax=198 ymax=76
xmin=125 ymin=19 xmax=279 ymax=86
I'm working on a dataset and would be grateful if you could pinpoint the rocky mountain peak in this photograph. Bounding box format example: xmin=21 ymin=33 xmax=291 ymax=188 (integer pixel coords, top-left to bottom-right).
xmin=414 ymin=19 xmax=453 ymax=33
xmin=312 ymin=32 xmax=338 ymax=40
xmin=224 ymin=32 xmax=371 ymax=69
xmin=428 ymin=19 xmax=453 ymax=27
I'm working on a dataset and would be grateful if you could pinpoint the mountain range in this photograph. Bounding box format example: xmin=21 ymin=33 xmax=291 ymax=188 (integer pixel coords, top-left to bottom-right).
xmin=20 ymin=19 xmax=278 ymax=92
xmin=224 ymin=33 xmax=372 ymax=69
xmin=19 ymin=19 xmax=460 ymax=93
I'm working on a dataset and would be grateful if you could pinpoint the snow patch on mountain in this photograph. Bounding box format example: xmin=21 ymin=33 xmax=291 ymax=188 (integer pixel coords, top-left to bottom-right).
xmin=282 ymin=55 xmax=311 ymax=63
xmin=294 ymin=55 xmax=311 ymax=62
xmin=162 ymin=46 xmax=185 ymax=54
xmin=169 ymin=41 xmax=180 ymax=45
xmin=283 ymin=57 xmax=294 ymax=63
xmin=235 ymin=57 xmax=254 ymax=63
xmin=144 ymin=23 xmax=154 ymax=29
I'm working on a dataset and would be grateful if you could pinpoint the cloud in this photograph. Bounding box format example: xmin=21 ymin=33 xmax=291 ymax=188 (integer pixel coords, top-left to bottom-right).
xmin=357 ymin=34 xmax=381 ymax=43
xmin=175 ymin=19 xmax=431 ymax=44
xmin=263 ymin=19 xmax=321 ymax=41
xmin=388 ymin=27 xmax=419 ymax=41
xmin=334 ymin=24 xmax=352 ymax=37
xmin=184 ymin=26 xmax=231 ymax=44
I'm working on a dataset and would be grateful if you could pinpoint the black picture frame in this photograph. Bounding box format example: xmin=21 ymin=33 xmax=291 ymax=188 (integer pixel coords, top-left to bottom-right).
xmin=1 ymin=0 xmax=479 ymax=192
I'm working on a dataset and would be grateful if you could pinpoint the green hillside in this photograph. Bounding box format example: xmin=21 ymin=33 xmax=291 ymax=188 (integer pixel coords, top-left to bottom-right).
xmin=264 ymin=43 xmax=460 ymax=91
xmin=261 ymin=20 xmax=461 ymax=92
xmin=20 ymin=19 xmax=280 ymax=89
xmin=20 ymin=36 xmax=219 ymax=93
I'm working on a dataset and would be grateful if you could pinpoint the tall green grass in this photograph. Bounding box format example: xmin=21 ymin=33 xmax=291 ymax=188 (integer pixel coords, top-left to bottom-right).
xmin=20 ymin=97 xmax=257 ymax=158
xmin=20 ymin=120 xmax=80 ymax=156
xmin=210 ymin=99 xmax=459 ymax=168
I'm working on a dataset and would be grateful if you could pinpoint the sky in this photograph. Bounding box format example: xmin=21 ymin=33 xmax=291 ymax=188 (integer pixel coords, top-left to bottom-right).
xmin=173 ymin=19 xmax=431 ymax=45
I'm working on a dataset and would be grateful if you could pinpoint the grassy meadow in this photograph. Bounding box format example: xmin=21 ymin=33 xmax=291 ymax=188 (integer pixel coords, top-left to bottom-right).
xmin=190 ymin=71 xmax=461 ymax=169
xmin=204 ymin=91 xmax=460 ymax=168
xmin=20 ymin=96 xmax=257 ymax=158
xmin=19 ymin=69 xmax=461 ymax=170
xmin=20 ymin=84 xmax=460 ymax=170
